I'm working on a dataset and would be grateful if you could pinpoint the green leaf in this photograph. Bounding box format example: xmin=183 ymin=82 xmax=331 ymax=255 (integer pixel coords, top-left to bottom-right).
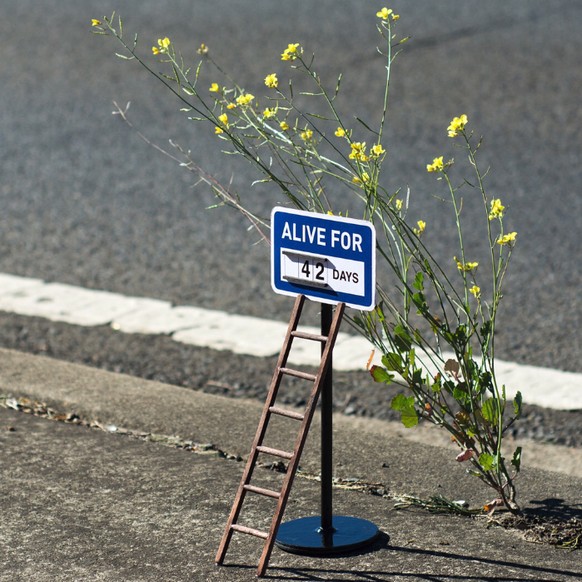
xmin=412 ymin=291 xmax=428 ymax=314
xmin=453 ymin=325 xmax=467 ymax=349
xmin=393 ymin=324 xmax=412 ymax=352
xmin=412 ymin=368 xmax=423 ymax=386
xmin=400 ymin=409 xmax=419 ymax=428
xmin=413 ymin=271 xmax=424 ymax=291
xmin=376 ymin=303 xmax=386 ymax=323
xmin=511 ymin=446 xmax=522 ymax=472
xmin=453 ymin=384 xmax=471 ymax=408
xmin=479 ymin=371 xmax=493 ymax=393
xmin=465 ymin=357 xmax=477 ymax=381
xmin=481 ymin=398 xmax=500 ymax=426
xmin=513 ymin=391 xmax=523 ymax=417
xmin=391 ymin=394 xmax=418 ymax=428
xmin=441 ymin=325 xmax=454 ymax=345
xmin=369 ymin=365 xmax=394 ymax=384
xmin=381 ymin=352 xmax=403 ymax=373
xmin=409 ymin=347 xmax=416 ymax=368
xmin=391 ymin=394 xmax=412 ymax=411
xmin=478 ymin=453 xmax=496 ymax=472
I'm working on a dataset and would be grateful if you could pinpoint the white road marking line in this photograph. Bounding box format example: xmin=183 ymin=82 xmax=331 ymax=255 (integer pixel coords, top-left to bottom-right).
xmin=0 ymin=272 xmax=580 ymax=410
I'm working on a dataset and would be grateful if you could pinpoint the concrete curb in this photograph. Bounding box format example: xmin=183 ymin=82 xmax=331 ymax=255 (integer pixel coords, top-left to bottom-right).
xmin=0 ymin=272 xmax=581 ymax=410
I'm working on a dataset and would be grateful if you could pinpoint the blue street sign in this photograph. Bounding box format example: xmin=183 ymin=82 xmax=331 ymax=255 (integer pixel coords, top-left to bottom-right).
xmin=271 ymin=207 xmax=376 ymax=310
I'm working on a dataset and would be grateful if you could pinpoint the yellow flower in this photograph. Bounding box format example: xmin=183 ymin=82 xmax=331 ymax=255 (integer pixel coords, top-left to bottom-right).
xmin=426 ymin=156 xmax=444 ymax=173
xmin=376 ymin=7 xmax=393 ymax=20
xmin=153 ymin=37 xmax=171 ymax=55
xmin=91 ymin=19 xmax=102 ymax=27
xmin=236 ymin=93 xmax=255 ymax=106
xmin=392 ymin=14 xmax=400 ymax=21
xmin=488 ymin=198 xmax=505 ymax=220
xmin=455 ymin=257 xmax=479 ymax=272
xmin=497 ymin=232 xmax=517 ymax=246
xmin=353 ymin=172 xmax=370 ymax=185
xmin=395 ymin=199 xmax=403 ymax=211
xmin=414 ymin=220 xmax=426 ymax=235
xmin=197 ymin=43 xmax=209 ymax=55
xmin=226 ymin=103 xmax=236 ymax=110
xmin=263 ymin=108 xmax=276 ymax=119
xmin=335 ymin=127 xmax=346 ymax=137
xmin=281 ymin=43 xmax=301 ymax=61
xmin=469 ymin=285 xmax=481 ymax=298
xmin=214 ymin=126 xmax=224 ymax=135
xmin=280 ymin=121 xmax=290 ymax=131
xmin=209 ymin=82 xmax=220 ymax=93
xmin=264 ymin=73 xmax=278 ymax=88
xmin=371 ymin=143 xmax=386 ymax=157
xmin=349 ymin=142 xmax=368 ymax=162
xmin=300 ymin=128 xmax=313 ymax=142
xmin=218 ymin=113 xmax=229 ymax=127
xmin=447 ymin=114 xmax=468 ymax=138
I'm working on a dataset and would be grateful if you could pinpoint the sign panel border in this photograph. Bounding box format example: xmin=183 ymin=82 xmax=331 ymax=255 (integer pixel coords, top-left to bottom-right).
xmin=270 ymin=207 xmax=376 ymax=310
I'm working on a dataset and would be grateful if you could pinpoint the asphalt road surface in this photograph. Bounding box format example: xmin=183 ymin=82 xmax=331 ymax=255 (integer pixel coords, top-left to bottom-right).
xmin=0 ymin=0 xmax=580 ymax=377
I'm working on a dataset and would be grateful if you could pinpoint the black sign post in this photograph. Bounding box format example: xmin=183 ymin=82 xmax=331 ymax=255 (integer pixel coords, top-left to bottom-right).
xmin=274 ymin=302 xmax=380 ymax=555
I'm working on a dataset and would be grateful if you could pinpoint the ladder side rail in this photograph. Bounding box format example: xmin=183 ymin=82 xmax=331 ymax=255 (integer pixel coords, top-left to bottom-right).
xmin=257 ymin=302 xmax=346 ymax=576
xmin=215 ymin=294 xmax=306 ymax=565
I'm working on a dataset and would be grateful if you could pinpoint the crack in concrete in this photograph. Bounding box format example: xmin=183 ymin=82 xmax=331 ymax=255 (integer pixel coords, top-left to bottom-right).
xmin=6 ymin=393 xmax=582 ymax=548
xmin=1 ymin=394 xmax=391 ymax=497
xmin=1 ymin=394 xmax=239 ymax=458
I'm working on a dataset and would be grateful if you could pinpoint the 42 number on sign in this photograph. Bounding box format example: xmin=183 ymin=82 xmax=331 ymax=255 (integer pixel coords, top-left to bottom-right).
xmin=300 ymin=258 xmax=327 ymax=284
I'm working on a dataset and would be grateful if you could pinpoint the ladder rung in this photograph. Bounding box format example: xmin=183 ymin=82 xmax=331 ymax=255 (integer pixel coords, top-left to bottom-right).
xmin=231 ymin=524 xmax=269 ymax=539
xmin=243 ymin=484 xmax=281 ymax=499
xmin=291 ymin=330 xmax=328 ymax=342
xmin=256 ymin=445 xmax=294 ymax=460
xmin=279 ymin=367 xmax=317 ymax=382
xmin=269 ymin=406 xmax=305 ymax=421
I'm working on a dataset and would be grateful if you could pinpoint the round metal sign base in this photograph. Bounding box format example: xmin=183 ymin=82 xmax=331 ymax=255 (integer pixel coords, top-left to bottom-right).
xmin=275 ymin=515 xmax=380 ymax=556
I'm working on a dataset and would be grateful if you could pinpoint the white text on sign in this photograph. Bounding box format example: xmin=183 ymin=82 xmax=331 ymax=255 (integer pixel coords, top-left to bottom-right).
xmin=281 ymin=222 xmax=363 ymax=253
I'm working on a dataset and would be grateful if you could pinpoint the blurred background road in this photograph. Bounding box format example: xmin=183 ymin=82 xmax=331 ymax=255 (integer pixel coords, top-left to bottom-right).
xmin=0 ymin=0 xmax=580 ymax=375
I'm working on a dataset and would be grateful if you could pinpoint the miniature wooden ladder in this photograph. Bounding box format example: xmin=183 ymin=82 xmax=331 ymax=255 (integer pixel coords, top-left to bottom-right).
xmin=215 ymin=294 xmax=345 ymax=577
